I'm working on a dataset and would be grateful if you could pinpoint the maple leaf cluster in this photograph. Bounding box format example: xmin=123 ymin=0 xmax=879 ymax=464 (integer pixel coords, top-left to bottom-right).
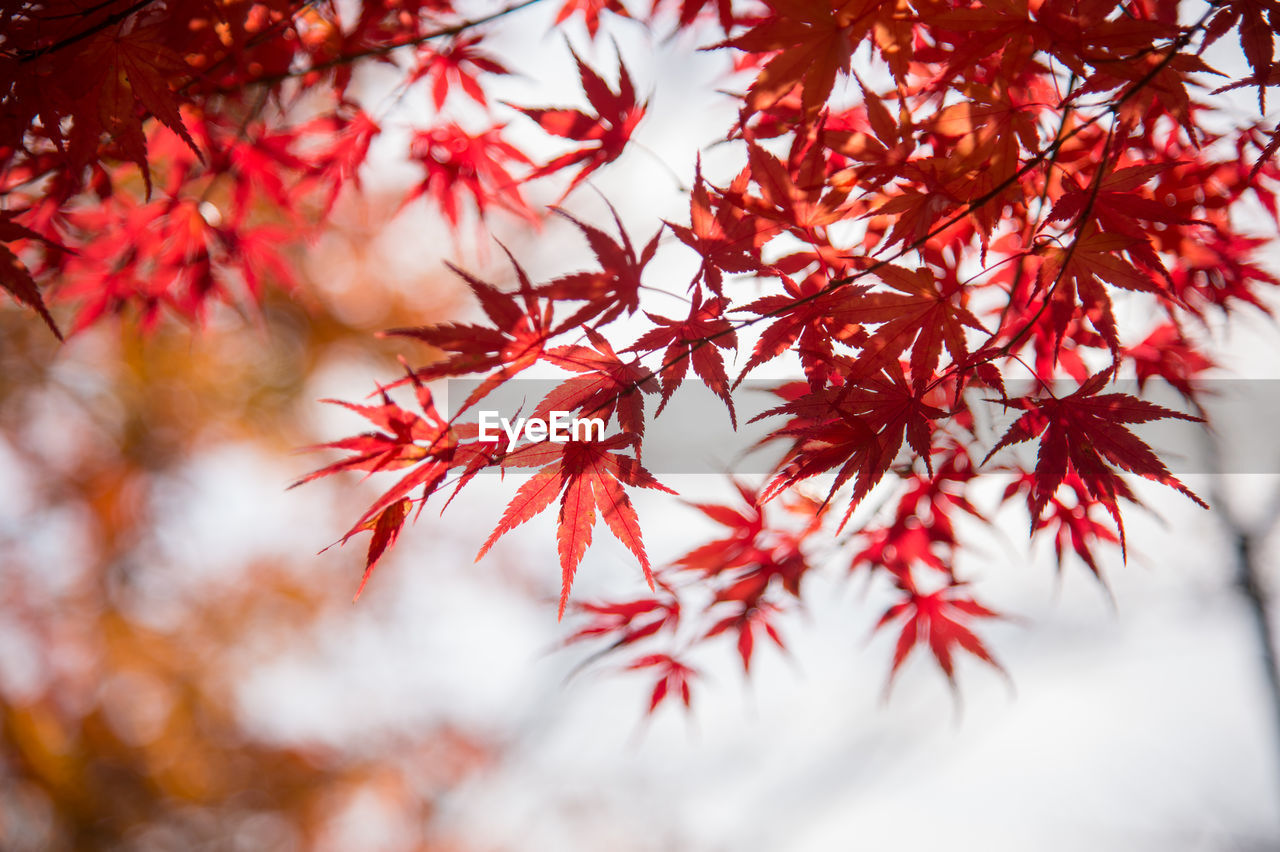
xmin=6 ymin=0 xmax=1280 ymax=712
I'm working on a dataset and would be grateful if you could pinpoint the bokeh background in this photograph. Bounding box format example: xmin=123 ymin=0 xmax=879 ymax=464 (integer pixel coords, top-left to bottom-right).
xmin=4 ymin=2 xmax=1280 ymax=849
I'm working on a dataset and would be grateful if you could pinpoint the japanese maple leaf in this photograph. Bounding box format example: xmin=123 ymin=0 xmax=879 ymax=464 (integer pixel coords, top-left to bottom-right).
xmin=298 ymin=377 xmax=457 ymax=598
xmin=0 ymin=216 xmax=61 ymax=338
xmin=1033 ymin=0 xmax=1174 ymax=78
xmin=1171 ymin=231 xmax=1279 ymax=314
xmin=554 ymin=0 xmax=632 ymax=37
xmin=929 ymin=0 xmax=1053 ymax=87
xmin=74 ymin=23 xmax=202 ymax=195
xmin=735 ymin=272 xmax=870 ymax=389
xmin=1074 ymin=50 xmax=1216 ymax=141
xmin=1035 ymin=226 xmax=1166 ymax=357
xmin=476 ymin=434 xmax=675 ymax=618
xmin=1003 ymin=472 xmax=1120 ymax=580
xmin=295 ymin=380 xmax=455 ymax=516
xmin=625 ymin=291 xmax=739 ymax=426
xmin=823 ymin=80 xmax=917 ymax=187
xmin=1204 ymin=0 xmax=1280 ymax=109
xmin=409 ymin=35 xmax=511 ymax=109
xmin=538 ymin=205 xmax=660 ymax=326
xmin=706 ymin=601 xmax=786 ymax=672
xmin=983 ymin=368 xmax=1208 ymax=550
xmin=876 ymin=577 xmax=1004 ymax=685
xmin=713 ymin=0 xmax=876 ymax=119
xmin=217 ymin=221 xmax=300 ymax=299
xmin=511 ymin=46 xmax=645 ymax=198
xmin=1047 ymin=164 xmax=1199 ymax=242
xmin=756 ymin=362 xmax=945 ymax=528
xmin=404 ymin=123 xmax=536 ymax=230
xmin=676 ymin=485 xmax=818 ymax=631
xmin=665 ymin=161 xmax=776 ymax=294
xmin=920 ymin=82 xmax=1048 ymax=242
xmin=708 ymin=536 xmax=811 ymax=602
xmin=850 ymin=449 xmax=982 ymax=578
xmin=844 ymin=261 xmax=987 ymax=391
xmin=304 ymin=107 xmax=382 ymax=214
xmin=1125 ymin=323 xmax=1212 ymax=400
xmin=674 ymin=480 xmax=766 ymax=574
xmin=628 ymin=653 xmax=696 ymax=713
xmin=568 ymin=595 xmax=680 ymax=647
xmin=535 ymin=327 xmax=659 ymax=437
xmin=344 ymin=498 xmax=411 ymax=602
xmin=387 ymin=254 xmax=550 ymax=412
xmin=211 ymin=121 xmax=313 ymax=224
xmin=734 ymin=139 xmax=851 ymax=231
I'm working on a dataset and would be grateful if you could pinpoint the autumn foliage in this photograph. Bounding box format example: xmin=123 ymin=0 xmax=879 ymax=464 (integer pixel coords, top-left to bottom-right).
xmin=5 ymin=0 xmax=1280 ymax=712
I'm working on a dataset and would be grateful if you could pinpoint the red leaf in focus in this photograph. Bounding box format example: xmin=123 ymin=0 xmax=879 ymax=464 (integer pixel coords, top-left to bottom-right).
xmin=353 ymin=498 xmax=411 ymax=602
xmin=626 ymin=291 xmax=739 ymax=426
xmin=984 ymin=368 xmax=1208 ymax=550
xmin=476 ymin=434 xmax=675 ymax=618
xmin=540 ymin=205 xmax=660 ymax=326
xmin=77 ymin=23 xmax=202 ymax=195
xmin=388 ymin=254 xmax=550 ymax=412
xmin=665 ymin=160 xmax=775 ymax=294
xmin=512 ymin=46 xmax=646 ymax=198
xmin=757 ymin=363 xmax=945 ymax=528
xmin=537 ymin=327 xmax=659 ymax=436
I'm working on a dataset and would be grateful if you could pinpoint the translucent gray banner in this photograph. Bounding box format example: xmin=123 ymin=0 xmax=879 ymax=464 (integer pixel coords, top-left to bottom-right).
xmin=442 ymin=378 xmax=1278 ymax=475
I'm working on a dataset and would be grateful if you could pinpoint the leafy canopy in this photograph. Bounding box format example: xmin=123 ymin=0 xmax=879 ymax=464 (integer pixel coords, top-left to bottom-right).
xmin=4 ymin=0 xmax=1279 ymax=711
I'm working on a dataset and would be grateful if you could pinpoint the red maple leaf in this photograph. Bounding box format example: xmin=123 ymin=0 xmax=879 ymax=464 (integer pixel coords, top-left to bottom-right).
xmin=298 ymin=376 xmax=457 ymax=599
xmin=757 ymin=362 xmax=945 ymax=528
xmin=735 ymin=272 xmax=870 ymax=389
xmin=387 ymin=253 xmax=551 ymax=412
xmin=844 ymin=260 xmax=988 ymax=390
xmin=665 ymin=160 xmax=776 ymax=294
xmin=625 ymin=291 xmax=739 ymax=426
xmin=568 ymin=595 xmax=680 ymax=647
xmin=73 ymin=23 xmax=202 ymax=195
xmin=706 ymin=600 xmax=786 ymax=672
xmin=403 ymin=123 xmax=536 ymax=230
xmin=1034 ymin=226 xmax=1168 ymax=358
xmin=0 ymin=215 xmax=62 ymax=338
xmin=627 ymin=653 xmax=696 ymax=713
xmin=409 ymin=35 xmax=511 ymax=109
xmin=554 ymin=0 xmax=632 ymax=37
xmin=734 ymin=138 xmax=851 ymax=231
xmin=538 ymin=205 xmax=660 ymax=326
xmin=673 ymin=481 xmax=767 ymax=574
xmin=877 ymin=576 xmax=1004 ymax=685
xmin=535 ymin=326 xmax=659 ymax=437
xmin=1003 ymin=472 xmax=1121 ymax=580
xmin=511 ymin=46 xmax=646 ymax=198
xmin=303 ymin=106 xmax=382 ymax=214
xmin=1125 ymin=323 xmax=1212 ymax=400
xmin=713 ymin=0 xmax=888 ymax=120
xmin=476 ymin=434 xmax=675 ymax=618
xmin=984 ymin=368 xmax=1208 ymax=550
